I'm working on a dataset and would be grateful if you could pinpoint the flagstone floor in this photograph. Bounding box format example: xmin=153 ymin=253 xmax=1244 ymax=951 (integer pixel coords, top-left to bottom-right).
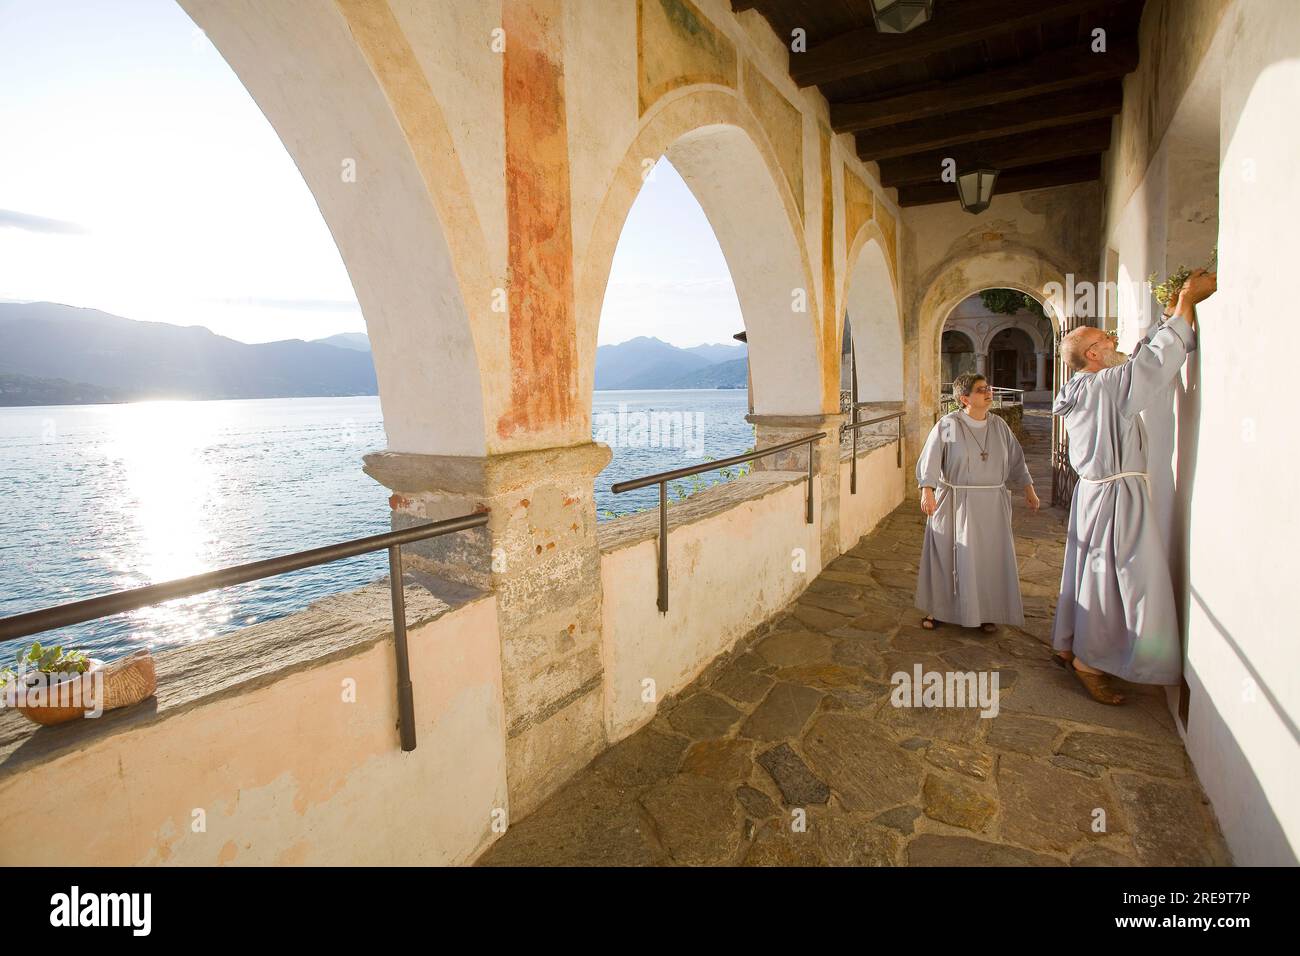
xmin=478 ymin=408 xmax=1231 ymax=867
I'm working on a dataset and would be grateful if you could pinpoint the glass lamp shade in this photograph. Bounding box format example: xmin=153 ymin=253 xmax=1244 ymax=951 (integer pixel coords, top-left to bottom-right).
xmin=957 ymin=167 xmax=999 ymax=214
xmin=871 ymin=0 xmax=935 ymax=34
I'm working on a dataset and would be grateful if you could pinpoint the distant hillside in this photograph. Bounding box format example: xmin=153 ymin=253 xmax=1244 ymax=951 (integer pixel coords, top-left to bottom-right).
xmin=595 ymin=336 xmax=748 ymax=390
xmin=684 ymin=342 xmax=746 ymax=364
xmin=0 ymin=372 xmax=131 ymax=406
xmin=0 ymin=303 xmax=377 ymax=405
xmin=666 ymin=357 xmax=748 ymax=389
xmin=312 ymin=331 xmax=371 ymax=352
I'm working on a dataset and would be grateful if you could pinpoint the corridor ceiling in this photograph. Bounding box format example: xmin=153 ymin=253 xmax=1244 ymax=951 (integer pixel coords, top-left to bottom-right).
xmin=735 ymin=0 xmax=1147 ymax=206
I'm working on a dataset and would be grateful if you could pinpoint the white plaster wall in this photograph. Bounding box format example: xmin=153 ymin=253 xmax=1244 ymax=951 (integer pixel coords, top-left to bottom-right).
xmin=600 ymin=477 xmax=822 ymax=742
xmin=0 ymin=597 xmax=508 ymax=866
xmin=1180 ymin=0 xmax=1300 ymax=865
xmin=838 ymin=443 xmax=906 ymax=554
xmin=1098 ymin=0 xmax=1300 ymax=865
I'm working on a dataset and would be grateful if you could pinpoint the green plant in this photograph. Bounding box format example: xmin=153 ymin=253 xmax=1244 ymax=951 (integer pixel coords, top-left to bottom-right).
xmin=1149 ymin=245 xmax=1217 ymax=308
xmin=979 ymin=288 xmax=1046 ymax=320
xmin=0 ymin=642 xmax=90 ymax=690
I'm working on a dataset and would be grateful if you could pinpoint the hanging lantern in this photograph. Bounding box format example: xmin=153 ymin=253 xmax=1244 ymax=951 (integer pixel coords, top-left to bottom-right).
xmin=957 ymin=167 xmax=999 ymax=214
xmin=870 ymin=0 xmax=935 ymax=34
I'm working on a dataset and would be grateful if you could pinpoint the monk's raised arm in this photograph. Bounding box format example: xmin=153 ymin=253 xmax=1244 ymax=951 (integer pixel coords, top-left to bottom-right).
xmin=1112 ymin=314 xmax=1197 ymax=417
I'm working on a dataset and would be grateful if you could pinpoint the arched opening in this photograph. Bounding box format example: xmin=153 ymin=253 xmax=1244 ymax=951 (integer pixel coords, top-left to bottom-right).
xmin=938 ymin=287 xmax=1056 ymax=402
xmin=579 ymin=103 xmax=823 ymax=517
xmin=591 ymin=157 xmax=752 ymax=517
xmin=842 ymin=235 xmax=904 ymax=404
xmin=181 ymin=0 xmax=487 ymax=457
xmin=0 ymin=0 xmax=486 ymax=662
xmin=914 ymin=254 xmax=1068 ymax=456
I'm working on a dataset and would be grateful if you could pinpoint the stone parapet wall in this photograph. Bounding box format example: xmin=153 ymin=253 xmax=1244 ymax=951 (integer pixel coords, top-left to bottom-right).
xmin=0 ymin=583 xmax=507 ymax=865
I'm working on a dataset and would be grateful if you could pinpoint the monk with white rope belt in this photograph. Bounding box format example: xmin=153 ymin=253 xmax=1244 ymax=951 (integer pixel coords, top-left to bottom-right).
xmin=915 ymin=372 xmax=1040 ymax=636
xmin=1051 ymin=268 xmax=1217 ymax=705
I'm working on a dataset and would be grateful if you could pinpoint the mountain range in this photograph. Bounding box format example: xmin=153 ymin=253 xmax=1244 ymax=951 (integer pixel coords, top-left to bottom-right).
xmin=0 ymin=303 xmax=748 ymax=405
xmin=593 ymin=336 xmax=747 ymax=389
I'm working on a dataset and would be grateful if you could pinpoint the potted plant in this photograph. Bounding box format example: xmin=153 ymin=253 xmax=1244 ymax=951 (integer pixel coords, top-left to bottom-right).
xmin=1 ymin=643 xmax=156 ymax=726
xmin=1149 ymin=245 xmax=1217 ymax=317
xmin=0 ymin=642 xmax=104 ymax=725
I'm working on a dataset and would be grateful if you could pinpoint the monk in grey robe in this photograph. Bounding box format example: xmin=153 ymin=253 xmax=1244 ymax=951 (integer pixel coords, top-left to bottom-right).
xmin=915 ymin=372 xmax=1040 ymax=631
xmin=1052 ymin=269 xmax=1216 ymax=703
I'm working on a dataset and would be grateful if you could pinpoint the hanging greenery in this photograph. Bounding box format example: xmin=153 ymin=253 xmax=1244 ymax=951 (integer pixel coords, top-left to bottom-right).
xmin=979 ymin=288 xmax=1046 ymax=320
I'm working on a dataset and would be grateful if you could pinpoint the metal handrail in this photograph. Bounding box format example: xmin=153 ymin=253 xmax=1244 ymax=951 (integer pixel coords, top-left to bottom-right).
xmin=0 ymin=511 xmax=489 ymax=752
xmin=842 ymin=409 xmax=905 ymax=492
xmin=610 ymin=432 xmax=826 ymax=614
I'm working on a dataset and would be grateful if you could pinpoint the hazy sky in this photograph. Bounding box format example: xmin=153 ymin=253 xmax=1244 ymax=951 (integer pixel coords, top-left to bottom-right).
xmin=0 ymin=0 xmax=743 ymax=348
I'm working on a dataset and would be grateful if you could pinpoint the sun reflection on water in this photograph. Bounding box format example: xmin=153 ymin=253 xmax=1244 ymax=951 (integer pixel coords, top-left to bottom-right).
xmin=98 ymin=400 xmax=228 ymax=647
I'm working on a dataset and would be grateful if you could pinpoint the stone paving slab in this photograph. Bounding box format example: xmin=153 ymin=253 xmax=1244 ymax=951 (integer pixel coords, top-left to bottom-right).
xmin=476 ymin=410 xmax=1231 ymax=867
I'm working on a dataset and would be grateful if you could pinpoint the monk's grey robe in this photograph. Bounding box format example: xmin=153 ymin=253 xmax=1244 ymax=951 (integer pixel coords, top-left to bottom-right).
xmin=915 ymin=411 xmax=1033 ymax=627
xmin=1051 ymin=315 xmax=1197 ymax=684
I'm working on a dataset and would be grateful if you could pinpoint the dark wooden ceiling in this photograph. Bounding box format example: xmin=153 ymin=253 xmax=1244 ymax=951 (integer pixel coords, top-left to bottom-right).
xmin=733 ymin=0 xmax=1146 ymax=206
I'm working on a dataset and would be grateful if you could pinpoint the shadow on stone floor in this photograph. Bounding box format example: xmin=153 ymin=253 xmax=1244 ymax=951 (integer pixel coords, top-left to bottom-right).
xmin=477 ymin=408 xmax=1231 ymax=867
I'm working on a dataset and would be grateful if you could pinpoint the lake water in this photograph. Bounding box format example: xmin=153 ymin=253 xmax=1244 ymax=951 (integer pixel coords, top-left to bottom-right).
xmin=0 ymin=391 xmax=752 ymax=660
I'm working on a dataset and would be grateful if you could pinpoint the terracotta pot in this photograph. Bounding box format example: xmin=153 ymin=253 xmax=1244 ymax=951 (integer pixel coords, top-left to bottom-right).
xmin=10 ymin=659 xmax=105 ymax=726
xmin=8 ymin=650 xmax=157 ymax=726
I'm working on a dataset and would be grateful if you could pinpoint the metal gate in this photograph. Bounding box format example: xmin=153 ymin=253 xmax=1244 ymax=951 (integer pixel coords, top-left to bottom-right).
xmin=1050 ymin=313 xmax=1097 ymax=508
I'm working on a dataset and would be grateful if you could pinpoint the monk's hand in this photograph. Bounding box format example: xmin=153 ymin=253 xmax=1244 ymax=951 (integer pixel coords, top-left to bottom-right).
xmin=1026 ymin=486 xmax=1041 ymax=512
xmin=1178 ymin=268 xmax=1217 ymax=306
xmin=920 ymin=488 xmax=938 ymax=516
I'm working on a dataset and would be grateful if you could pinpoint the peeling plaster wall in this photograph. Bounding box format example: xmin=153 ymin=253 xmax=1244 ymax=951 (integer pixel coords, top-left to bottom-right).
xmin=0 ymin=596 xmax=508 ymax=866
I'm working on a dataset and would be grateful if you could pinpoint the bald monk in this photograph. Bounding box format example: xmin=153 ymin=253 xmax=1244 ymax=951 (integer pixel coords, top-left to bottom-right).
xmin=1051 ymin=269 xmax=1216 ymax=704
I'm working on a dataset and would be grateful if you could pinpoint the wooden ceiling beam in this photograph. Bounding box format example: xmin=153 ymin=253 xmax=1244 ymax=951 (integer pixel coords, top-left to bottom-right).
xmin=877 ymin=119 xmax=1112 ymax=187
xmin=831 ymin=39 xmax=1137 ymax=133
xmin=792 ymin=0 xmax=1130 ymax=87
xmin=857 ymin=83 xmax=1123 ymax=161
xmin=895 ymin=155 xmax=1103 ymax=206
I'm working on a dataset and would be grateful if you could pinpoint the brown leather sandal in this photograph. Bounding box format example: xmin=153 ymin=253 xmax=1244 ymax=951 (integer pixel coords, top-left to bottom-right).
xmin=1070 ymin=664 xmax=1126 ymax=705
xmin=979 ymin=622 xmax=998 ymax=634
xmin=921 ymin=616 xmax=939 ymax=630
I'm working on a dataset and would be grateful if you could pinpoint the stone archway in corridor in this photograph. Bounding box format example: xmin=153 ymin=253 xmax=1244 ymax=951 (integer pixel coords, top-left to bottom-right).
xmin=842 ymin=228 xmax=904 ymax=405
xmin=180 ymin=0 xmax=491 ymax=457
xmin=576 ymin=92 xmax=826 ymax=425
xmin=909 ymin=250 xmax=1069 ymax=464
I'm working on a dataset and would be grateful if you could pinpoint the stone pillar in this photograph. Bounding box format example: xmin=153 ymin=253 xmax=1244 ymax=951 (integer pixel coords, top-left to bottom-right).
xmin=974 ymin=351 xmax=988 ymax=375
xmin=744 ymin=412 xmax=844 ymax=563
xmin=1035 ymin=350 xmax=1048 ymax=391
xmin=364 ymin=441 xmax=612 ymax=819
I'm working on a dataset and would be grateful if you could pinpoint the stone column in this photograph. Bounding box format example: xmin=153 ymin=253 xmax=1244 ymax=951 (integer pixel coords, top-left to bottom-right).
xmin=1035 ymin=350 xmax=1048 ymax=391
xmin=364 ymin=441 xmax=612 ymax=819
xmin=744 ymin=412 xmax=844 ymax=563
xmin=974 ymin=351 xmax=988 ymax=375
